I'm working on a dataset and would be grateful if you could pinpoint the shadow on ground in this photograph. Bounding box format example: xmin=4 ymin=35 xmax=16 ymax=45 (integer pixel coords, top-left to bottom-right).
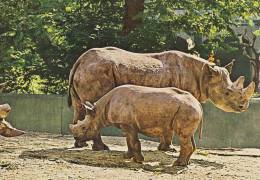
xmin=19 ymin=148 xmax=224 ymax=175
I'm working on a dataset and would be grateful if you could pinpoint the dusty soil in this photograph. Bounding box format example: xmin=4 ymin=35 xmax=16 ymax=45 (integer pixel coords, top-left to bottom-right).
xmin=1 ymin=133 xmax=260 ymax=180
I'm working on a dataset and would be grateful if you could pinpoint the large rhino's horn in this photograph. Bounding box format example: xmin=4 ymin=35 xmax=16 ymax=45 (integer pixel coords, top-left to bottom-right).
xmin=243 ymin=81 xmax=255 ymax=99
xmin=233 ymin=76 xmax=245 ymax=89
xmin=0 ymin=120 xmax=25 ymax=137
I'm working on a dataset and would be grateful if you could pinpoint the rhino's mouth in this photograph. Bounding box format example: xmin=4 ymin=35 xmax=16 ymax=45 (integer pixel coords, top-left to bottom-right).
xmin=229 ymin=103 xmax=246 ymax=113
xmin=0 ymin=113 xmax=8 ymax=119
xmin=74 ymin=138 xmax=88 ymax=148
xmin=215 ymin=101 xmax=245 ymax=113
xmin=74 ymin=136 xmax=91 ymax=142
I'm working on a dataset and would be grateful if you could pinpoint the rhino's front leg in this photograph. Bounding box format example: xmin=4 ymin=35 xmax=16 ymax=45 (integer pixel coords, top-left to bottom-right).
xmin=123 ymin=134 xmax=135 ymax=159
xmin=158 ymin=129 xmax=177 ymax=152
xmin=122 ymin=125 xmax=144 ymax=163
xmin=92 ymin=133 xmax=109 ymax=151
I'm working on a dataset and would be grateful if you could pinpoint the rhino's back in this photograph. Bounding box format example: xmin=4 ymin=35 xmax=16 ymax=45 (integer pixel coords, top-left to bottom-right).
xmin=98 ymin=47 xmax=164 ymax=71
xmin=73 ymin=48 xmax=171 ymax=102
xmin=78 ymin=47 xmax=163 ymax=71
xmin=105 ymin=85 xmax=201 ymax=128
xmin=72 ymin=47 xmax=209 ymax=103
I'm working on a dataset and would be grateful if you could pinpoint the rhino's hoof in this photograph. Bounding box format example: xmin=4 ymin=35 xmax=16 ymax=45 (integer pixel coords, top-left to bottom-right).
xmin=123 ymin=152 xmax=134 ymax=159
xmin=74 ymin=140 xmax=88 ymax=148
xmin=133 ymin=153 xmax=144 ymax=164
xmin=173 ymin=160 xmax=188 ymax=167
xmin=92 ymin=143 xmax=110 ymax=151
xmin=158 ymin=144 xmax=177 ymax=152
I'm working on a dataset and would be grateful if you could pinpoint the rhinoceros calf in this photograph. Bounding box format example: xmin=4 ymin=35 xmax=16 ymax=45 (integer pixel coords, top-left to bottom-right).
xmin=68 ymin=47 xmax=255 ymax=150
xmin=70 ymin=85 xmax=203 ymax=166
xmin=0 ymin=104 xmax=25 ymax=137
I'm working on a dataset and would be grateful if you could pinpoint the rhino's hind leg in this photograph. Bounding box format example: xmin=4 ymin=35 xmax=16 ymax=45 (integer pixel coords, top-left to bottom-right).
xmin=158 ymin=129 xmax=177 ymax=152
xmin=122 ymin=126 xmax=144 ymax=163
xmin=92 ymin=133 xmax=110 ymax=151
xmin=173 ymin=136 xmax=193 ymax=166
xmin=186 ymin=135 xmax=196 ymax=165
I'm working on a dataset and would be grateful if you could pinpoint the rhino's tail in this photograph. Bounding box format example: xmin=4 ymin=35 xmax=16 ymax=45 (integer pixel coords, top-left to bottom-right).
xmin=67 ymin=88 xmax=72 ymax=107
xmin=68 ymin=58 xmax=82 ymax=107
xmin=198 ymin=117 xmax=203 ymax=140
xmin=198 ymin=108 xmax=203 ymax=140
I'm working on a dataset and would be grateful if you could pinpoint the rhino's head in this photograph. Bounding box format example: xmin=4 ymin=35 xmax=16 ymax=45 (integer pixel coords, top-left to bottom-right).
xmin=206 ymin=63 xmax=255 ymax=113
xmin=0 ymin=119 xmax=25 ymax=137
xmin=69 ymin=102 xmax=97 ymax=142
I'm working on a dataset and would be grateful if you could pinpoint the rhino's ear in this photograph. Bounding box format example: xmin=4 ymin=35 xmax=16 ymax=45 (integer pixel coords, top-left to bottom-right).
xmin=233 ymin=76 xmax=245 ymax=89
xmin=206 ymin=65 xmax=222 ymax=84
xmin=208 ymin=65 xmax=219 ymax=76
xmin=82 ymin=101 xmax=96 ymax=116
xmin=224 ymin=59 xmax=235 ymax=74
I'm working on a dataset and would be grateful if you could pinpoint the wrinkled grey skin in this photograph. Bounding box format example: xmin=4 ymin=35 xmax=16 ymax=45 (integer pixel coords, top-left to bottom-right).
xmin=0 ymin=104 xmax=25 ymax=137
xmin=70 ymin=85 xmax=203 ymax=166
xmin=68 ymin=47 xmax=255 ymax=150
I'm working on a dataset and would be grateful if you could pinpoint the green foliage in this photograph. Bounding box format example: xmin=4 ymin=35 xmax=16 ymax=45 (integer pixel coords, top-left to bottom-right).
xmin=0 ymin=0 xmax=259 ymax=93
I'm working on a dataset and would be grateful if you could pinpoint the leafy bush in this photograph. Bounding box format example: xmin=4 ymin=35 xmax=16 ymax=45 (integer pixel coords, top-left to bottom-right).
xmin=0 ymin=0 xmax=259 ymax=93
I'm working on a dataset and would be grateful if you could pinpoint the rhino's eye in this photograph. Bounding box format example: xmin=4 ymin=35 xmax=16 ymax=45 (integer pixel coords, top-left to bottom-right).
xmin=225 ymin=88 xmax=234 ymax=96
xmin=225 ymin=91 xmax=230 ymax=96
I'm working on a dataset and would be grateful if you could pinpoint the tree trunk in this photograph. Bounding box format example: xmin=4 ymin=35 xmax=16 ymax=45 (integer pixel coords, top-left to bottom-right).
xmin=123 ymin=0 xmax=144 ymax=35
xmin=253 ymin=56 xmax=260 ymax=91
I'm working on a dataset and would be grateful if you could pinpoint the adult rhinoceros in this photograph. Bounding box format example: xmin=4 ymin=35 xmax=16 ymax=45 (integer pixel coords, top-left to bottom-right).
xmin=68 ymin=47 xmax=255 ymax=150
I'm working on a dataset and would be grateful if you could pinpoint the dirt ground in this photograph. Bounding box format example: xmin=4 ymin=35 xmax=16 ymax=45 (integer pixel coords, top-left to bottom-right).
xmin=1 ymin=133 xmax=260 ymax=180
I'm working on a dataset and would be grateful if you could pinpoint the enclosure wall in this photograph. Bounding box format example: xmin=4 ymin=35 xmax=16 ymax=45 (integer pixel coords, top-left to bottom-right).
xmin=1 ymin=94 xmax=259 ymax=148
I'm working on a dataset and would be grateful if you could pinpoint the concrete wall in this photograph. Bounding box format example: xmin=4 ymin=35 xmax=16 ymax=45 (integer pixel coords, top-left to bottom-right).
xmin=1 ymin=94 xmax=260 ymax=148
